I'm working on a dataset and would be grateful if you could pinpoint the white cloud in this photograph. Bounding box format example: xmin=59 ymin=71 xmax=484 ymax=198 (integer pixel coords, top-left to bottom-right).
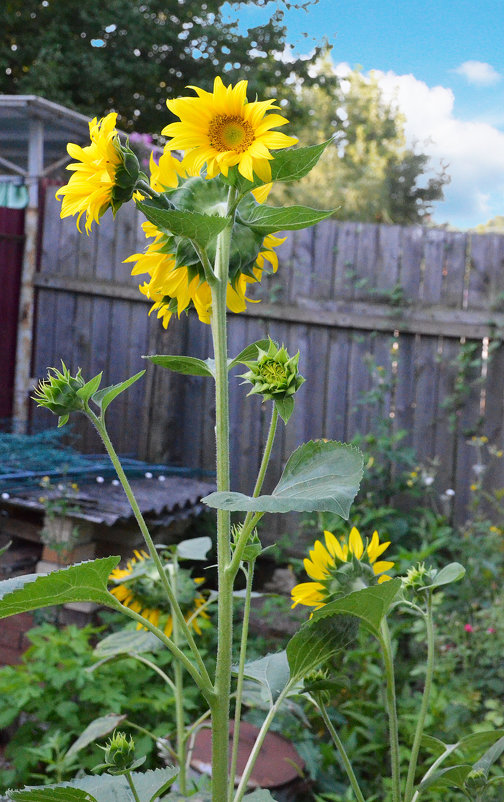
xmin=365 ymin=68 xmax=504 ymax=227
xmin=454 ymin=60 xmax=501 ymax=86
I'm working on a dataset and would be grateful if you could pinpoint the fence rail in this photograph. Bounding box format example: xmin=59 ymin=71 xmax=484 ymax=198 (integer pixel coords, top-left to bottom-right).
xmin=31 ymin=191 xmax=504 ymax=530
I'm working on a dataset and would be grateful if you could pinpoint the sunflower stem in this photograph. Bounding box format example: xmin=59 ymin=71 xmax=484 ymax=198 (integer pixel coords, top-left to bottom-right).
xmin=135 ymin=178 xmax=172 ymax=207
xmin=125 ymin=770 xmax=142 ymax=802
xmin=316 ymin=696 xmax=366 ymax=802
xmin=229 ymin=559 xmax=256 ymax=800
xmin=229 ymin=405 xmax=278 ymax=577
xmin=404 ymin=593 xmax=435 ymax=802
xmin=210 ymin=185 xmax=237 ymax=802
xmin=379 ymin=617 xmax=402 ymax=802
xmin=172 ymin=554 xmax=188 ymax=795
xmin=87 ymin=408 xmax=212 ymax=691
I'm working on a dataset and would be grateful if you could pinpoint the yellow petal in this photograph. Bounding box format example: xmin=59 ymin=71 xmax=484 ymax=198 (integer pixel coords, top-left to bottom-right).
xmin=348 ymin=527 xmax=364 ymax=559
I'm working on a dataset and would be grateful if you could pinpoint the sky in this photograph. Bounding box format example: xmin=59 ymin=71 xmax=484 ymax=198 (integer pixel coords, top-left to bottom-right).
xmin=223 ymin=0 xmax=504 ymax=229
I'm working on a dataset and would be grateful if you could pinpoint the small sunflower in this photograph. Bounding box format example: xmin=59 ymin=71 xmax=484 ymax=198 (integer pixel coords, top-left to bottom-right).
xmin=109 ymin=549 xmax=209 ymax=637
xmin=162 ymin=76 xmax=298 ymax=184
xmin=291 ymin=528 xmax=395 ymax=611
xmin=125 ymin=222 xmax=285 ymax=327
xmin=56 ymin=113 xmax=127 ymax=234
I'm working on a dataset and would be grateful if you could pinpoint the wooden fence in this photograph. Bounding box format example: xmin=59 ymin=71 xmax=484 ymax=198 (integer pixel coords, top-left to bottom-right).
xmin=31 ymin=190 xmax=504 ymax=526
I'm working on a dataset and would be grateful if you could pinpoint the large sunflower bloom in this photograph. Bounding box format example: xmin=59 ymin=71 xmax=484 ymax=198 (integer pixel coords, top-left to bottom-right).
xmin=291 ymin=528 xmax=395 ymax=611
xmin=162 ymin=76 xmax=298 ymax=183
xmin=56 ymin=113 xmax=123 ymax=234
xmin=109 ymin=549 xmax=209 ymax=637
xmin=125 ymin=222 xmax=285 ymax=327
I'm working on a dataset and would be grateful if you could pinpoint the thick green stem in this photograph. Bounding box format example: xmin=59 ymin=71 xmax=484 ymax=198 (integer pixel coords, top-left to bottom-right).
xmin=125 ymin=771 xmax=141 ymax=802
xmin=228 ymin=561 xmax=256 ymax=800
xmin=317 ymin=698 xmax=366 ymax=802
xmin=88 ymin=409 xmax=211 ymax=689
xmin=379 ymin=618 xmax=401 ymax=802
xmin=404 ymin=594 xmax=435 ymax=802
xmin=210 ymin=187 xmax=237 ymax=802
xmin=172 ymin=556 xmax=188 ymax=795
xmin=135 ymin=178 xmax=171 ymax=207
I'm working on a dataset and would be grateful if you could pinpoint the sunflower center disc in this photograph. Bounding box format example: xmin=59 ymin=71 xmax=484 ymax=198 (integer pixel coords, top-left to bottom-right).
xmin=208 ymin=115 xmax=255 ymax=153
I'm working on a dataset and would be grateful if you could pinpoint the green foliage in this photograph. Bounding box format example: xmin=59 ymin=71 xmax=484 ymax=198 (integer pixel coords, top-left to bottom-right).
xmin=0 ymin=621 xmax=206 ymax=791
xmin=203 ymin=440 xmax=364 ymax=517
xmin=273 ymin=60 xmax=448 ymax=224
xmin=0 ymin=0 xmax=333 ymax=133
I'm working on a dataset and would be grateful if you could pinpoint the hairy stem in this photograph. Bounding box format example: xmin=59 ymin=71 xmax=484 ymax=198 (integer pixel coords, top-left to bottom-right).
xmin=379 ymin=617 xmax=401 ymax=802
xmin=404 ymin=593 xmax=435 ymax=802
xmin=317 ymin=697 xmax=366 ymax=802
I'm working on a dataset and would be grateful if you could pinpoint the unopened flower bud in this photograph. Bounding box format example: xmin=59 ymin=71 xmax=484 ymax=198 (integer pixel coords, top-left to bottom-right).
xmin=32 ymin=362 xmax=86 ymax=417
xmin=103 ymin=731 xmax=136 ymax=771
xmin=464 ymin=767 xmax=487 ymax=793
xmin=240 ymin=339 xmax=305 ymax=402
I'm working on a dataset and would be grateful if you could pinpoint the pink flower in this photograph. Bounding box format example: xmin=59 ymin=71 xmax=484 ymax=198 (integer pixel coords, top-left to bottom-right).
xmin=464 ymin=623 xmax=474 ymax=633
xmin=487 ymin=627 xmax=496 ymax=634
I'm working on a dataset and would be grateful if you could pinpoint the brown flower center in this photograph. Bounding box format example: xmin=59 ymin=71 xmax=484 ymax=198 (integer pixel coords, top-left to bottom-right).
xmin=208 ymin=115 xmax=255 ymax=153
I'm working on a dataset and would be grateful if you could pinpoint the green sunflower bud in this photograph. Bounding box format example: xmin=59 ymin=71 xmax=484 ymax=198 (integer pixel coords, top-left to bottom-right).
xmin=464 ymin=768 xmax=487 ymax=794
xmin=104 ymin=731 xmax=136 ymax=771
xmin=402 ymin=562 xmax=433 ymax=596
xmin=240 ymin=339 xmax=305 ymax=406
xmin=112 ymin=140 xmax=146 ymax=212
xmin=32 ymin=362 xmax=87 ymax=424
xmin=303 ymin=669 xmax=332 ymax=706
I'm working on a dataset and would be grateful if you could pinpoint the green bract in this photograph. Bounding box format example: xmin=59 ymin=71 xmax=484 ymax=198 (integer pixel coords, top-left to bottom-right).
xmin=32 ymin=363 xmax=88 ymax=420
xmin=240 ymin=339 xmax=305 ymax=402
xmin=112 ymin=140 xmax=146 ymax=212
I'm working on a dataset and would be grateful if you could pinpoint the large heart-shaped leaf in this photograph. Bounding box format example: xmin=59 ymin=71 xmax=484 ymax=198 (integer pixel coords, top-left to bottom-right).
xmin=203 ymin=441 xmax=363 ymax=517
xmin=136 ymin=199 xmax=228 ymax=248
xmin=9 ymin=768 xmax=178 ymax=802
xmin=240 ymin=204 xmax=333 ymax=234
xmin=287 ymin=615 xmax=357 ymax=682
xmin=0 ymin=557 xmax=121 ymax=619
xmin=310 ymin=579 xmax=403 ymax=638
xmin=93 ymin=628 xmax=164 ymax=659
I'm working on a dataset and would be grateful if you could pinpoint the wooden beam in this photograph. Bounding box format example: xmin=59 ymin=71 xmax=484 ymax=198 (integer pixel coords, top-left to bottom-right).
xmin=34 ymin=272 xmax=504 ymax=339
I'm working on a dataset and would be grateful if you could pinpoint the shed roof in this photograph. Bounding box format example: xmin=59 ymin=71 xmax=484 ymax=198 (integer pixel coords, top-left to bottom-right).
xmin=0 ymin=95 xmax=91 ymax=177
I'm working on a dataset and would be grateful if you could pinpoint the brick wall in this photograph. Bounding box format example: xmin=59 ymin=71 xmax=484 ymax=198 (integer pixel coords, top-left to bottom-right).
xmin=0 ymin=536 xmax=40 ymax=665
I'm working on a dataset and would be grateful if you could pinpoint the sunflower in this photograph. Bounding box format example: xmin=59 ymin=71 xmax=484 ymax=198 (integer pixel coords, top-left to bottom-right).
xmin=109 ymin=549 xmax=209 ymax=637
xmin=125 ymin=222 xmax=285 ymax=327
xmin=162 ymin=76 xmax=298 ymax=184
xmin=56 ymin=113 xmax=124 ymax=234
xmin=291 ymin=528 xmax=395 ymax=611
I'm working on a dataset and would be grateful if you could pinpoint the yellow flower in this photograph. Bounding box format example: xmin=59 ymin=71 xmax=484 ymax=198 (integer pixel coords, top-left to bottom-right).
xmin=291 ymin=527 xmax=395 ymax=611
xmin=56 ymin=113 xmax=123 ymax=234
xmin=109 ymin=549 xmax=209 ymax=637
xmin=125 ymin=222 xmax=285 ymax=327
xmin=162 ymin=76 xmax=298 ymax=184
xmin=148 ymin=150 xmax=186 ymax=193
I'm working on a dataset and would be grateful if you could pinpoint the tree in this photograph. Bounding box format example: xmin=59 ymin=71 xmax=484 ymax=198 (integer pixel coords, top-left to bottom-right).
xmin=0 ymin=0 xmax=333 ymax=134
xmin=272 ymin=61 xmax=449 ymax=224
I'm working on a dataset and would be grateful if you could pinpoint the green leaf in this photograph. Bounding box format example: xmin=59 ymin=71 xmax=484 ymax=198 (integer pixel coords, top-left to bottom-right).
xmin=418 ymin=764 xmax=471 ymax=792
xmin=93 ymin=628 xmax=164 ymax=658
xmin=0 ymin=540 xmax=11 ymax=559
xmin=0 ymin=557 xmax=121 ymax=619
xmin=274 ymin=396 xmax=294 ymax=424
xmin=58 ymin=414 xmax=69 ymax=428
xmin=176 ymin=536 xmax=212 ymax=561
xmin=239 ymin=204 xmax=334 ymax=235
xmin=244 ymin=791 xmax=279 ymax=801
xmin=66 ymin=714 xmax=127 ymax=758
xmin=238 ymin=651 xmax=291 ymax=703
xmin=231 ymin=141 xmax=332 ymax=196
xmin=10 ymin=769 xmax=178 ymax=802
xmin=76 ymin=372 xmax=103 ymax=402
xmin=136 ymin=199 xmax=228 ymax=248
xmin=202 ymin=441 xmax=363 ymax=517
xmin=228 ymin=339 xmax=273 ymax=369
xmin=287 ymin=615 xmax=357 ymax=682
xmin=420 ymin=562 xmax=465 ymax=590
xmin=145 ymin=354 xmax=215 ymax=377
xmin=8 ymin=785 xmax=93 ymax=802
xmin=310 ymin=579 xmax=403 ymax=638
xmin=473 ymin=735 xmax=504 ymax=774
xmin=92 ymin=371 xmax=145 ymax=414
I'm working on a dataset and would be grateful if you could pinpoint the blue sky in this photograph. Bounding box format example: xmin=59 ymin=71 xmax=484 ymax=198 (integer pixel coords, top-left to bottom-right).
xmin=223 ymin=0 xmax=504 ymax=228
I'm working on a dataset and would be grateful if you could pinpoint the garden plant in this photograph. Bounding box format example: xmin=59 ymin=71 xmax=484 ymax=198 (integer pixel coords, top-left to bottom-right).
xmin=2 ymin=76 xmax=504 ymax=802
